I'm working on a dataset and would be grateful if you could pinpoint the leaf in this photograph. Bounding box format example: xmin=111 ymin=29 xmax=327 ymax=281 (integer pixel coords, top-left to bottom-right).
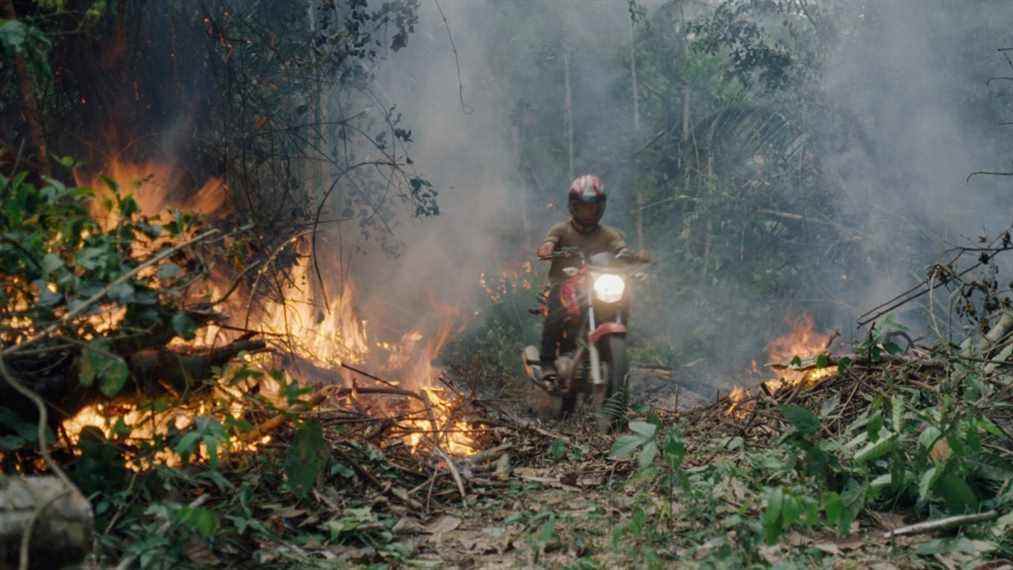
xmin=937 ymin=473 xmax=977 ymax=513
xmin=0 ymin=435 xmax=28 ymax=450
xmin=609 ymin=435 xmax=644 ymax=460
xmin=157 ymin=263 xmax=182 ymax=280
xmin=780 ymin=405 xmax=819 ymax=436
xmin=663 ymin=430 xmax=686 ymax=468
xmin=870 ymin=473 xmax=893 ymax=489
xmin=854 ymin=431 xmax=896 ymax=464
xmin=107 ymin=282 xmax=134 ymax=303
xmin=628 ymin=420 xmax=657 ymax=439
xmin=891 ymin=395 xmax=904 ymax=432
xmin=171 ymin=312 xmax=198 ymax=340
xmin=285 ymin=420 xmax=327 ymax=498
xmin=80 ymin=340 xmax=130 ymax=397
xmin=175 ymin=432 xmax=202 ymax=457
xmin=823 ymin=492 xmax=843 ymax=531
xmin=41 ymin=253 xmax=63 ymax=276
xmin=638 ymin=441 xmax=658 ymax=468
xmin=0 ymin=20 xmax=27 ymax=52
xmin=837 ymin=356 xmax=852 ymax=372
xmin=918 ymin=426 xmax=942 ymax=451
xmin=867 ymin=411 xmax=883 ymax=441
xmin=781 ymin=494 xmax=802 ymax=527
xmin=330 ymin=462 xmax=355 ymax=479
xmin=815 ymin=353 xmax=831 ymax=368
xmin=918 ymin=466 xmax=940 ymax=503
xmin=177 ymin=506 xmax=219 ymax=538
xmin=762 ymin=487 xmax=785 ymax=544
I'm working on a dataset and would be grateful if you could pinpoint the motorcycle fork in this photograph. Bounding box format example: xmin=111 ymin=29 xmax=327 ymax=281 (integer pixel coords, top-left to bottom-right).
xmin=586 ymin=276 xmax=605 ymax=386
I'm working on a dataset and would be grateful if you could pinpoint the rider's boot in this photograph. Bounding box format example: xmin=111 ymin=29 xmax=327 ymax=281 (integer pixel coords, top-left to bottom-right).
xmin=538 ymin=359 xmax=557 ymax=381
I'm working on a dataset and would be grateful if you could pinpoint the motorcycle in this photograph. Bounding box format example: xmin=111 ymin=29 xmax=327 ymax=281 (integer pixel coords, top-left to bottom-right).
xmin=522 ymin=247 xmax=648 ymax=423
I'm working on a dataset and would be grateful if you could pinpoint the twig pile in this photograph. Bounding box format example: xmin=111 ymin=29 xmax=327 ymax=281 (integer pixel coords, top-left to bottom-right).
xmin=679 ymin=348 xmax=1013 ymax=445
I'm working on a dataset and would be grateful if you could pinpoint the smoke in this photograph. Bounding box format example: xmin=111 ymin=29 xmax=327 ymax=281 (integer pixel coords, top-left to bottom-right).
xmin=821 ymin=0 xmax=1013 ymax=325
xmin=348 ymin=0 xmax=522 ymax=337
xmin=335 ymin=0 xmax=1013 ymax=388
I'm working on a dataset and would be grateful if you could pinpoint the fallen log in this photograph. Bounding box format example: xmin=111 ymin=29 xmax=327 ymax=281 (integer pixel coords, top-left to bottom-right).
xmin=128 ymin=338 xmax=268 ymax=395
xmin=0 ymin=337 xmax=268 ymax=446
xmin=0 ymin=476 xmax=93 ymax=569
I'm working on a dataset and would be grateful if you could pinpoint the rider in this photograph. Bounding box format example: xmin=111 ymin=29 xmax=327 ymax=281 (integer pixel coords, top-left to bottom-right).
xmin=535 ymin=174 xmax=630 ymax=378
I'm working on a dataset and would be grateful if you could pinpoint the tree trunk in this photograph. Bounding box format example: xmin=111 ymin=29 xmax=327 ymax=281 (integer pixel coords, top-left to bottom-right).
xmin=635 ymin=192 xmax=645 ymax=251
xmin=629 ymin=13 xmax=640 ymax=133
xmin=512 ymin=123 xmax=530 ymax=249
xmin=563 ymin=49 xmax=575 ymax=180
xmin=0 ymin=0 xmax=49 ymax=175
xmin=0 ymin=477 xmax=92 ymax=569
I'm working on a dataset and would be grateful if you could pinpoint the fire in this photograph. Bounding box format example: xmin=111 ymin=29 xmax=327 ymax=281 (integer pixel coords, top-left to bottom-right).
xmin=396 ymin=310 xmax=477 ymax=456
xmin=761 ymin=314 xmax=838 ymax=392
xmin=250 ymin=257 xmax=370 ymax=369
xmin=73 ymin=158 xmax=227 ymax=229
xmin=726 ymin=386 xmax=752 ymax=420
xmin=480 ymin=260 xmax=534 ymax=303
xmin=63 ymin=156 xmax=480 ymax=465
xmin=726 ymin=314 xmax=838 ymax=416
xmin=62 ymin=370 xmax=273 ymax=470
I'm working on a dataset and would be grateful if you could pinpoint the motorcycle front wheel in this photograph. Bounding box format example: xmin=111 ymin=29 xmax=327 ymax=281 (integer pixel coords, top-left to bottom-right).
xmin=598 ymin=335 xmax=629 ymax=428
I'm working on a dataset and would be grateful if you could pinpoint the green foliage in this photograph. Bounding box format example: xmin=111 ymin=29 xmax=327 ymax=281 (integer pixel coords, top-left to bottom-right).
xmin=0 ymin=18 xmax=51 ymax=81
xmin=1 ymin=170 xmax=199 ymax=349
xmin=609 ymin=420 xmax=658 ymax=469
xmin=80 ymin=340 xmax=130 ymax=397
xmin=284 ymin=420 xmax=328 ymax=499
xmin=444 ymin=265 xmax=539 ymax=375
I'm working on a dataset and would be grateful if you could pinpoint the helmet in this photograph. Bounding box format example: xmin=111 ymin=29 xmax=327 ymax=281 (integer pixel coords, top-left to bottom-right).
xmin=567 ymin=175 xmax=606 ymax=233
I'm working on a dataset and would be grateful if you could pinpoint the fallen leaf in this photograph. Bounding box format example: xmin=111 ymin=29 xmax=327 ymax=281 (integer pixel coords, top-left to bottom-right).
xmin=837 ymin=534 xmax=865 ymax=551
xmin=425 ymin=514 xmax=461 ymax=535
xmin=813 ymin=542 xmax=843 ymax=556
xmin=869 ymin=510 xmax=906 ymax=531
xmin=495 ymin=454 xmax=511 ymax=480
xmin=184 ymin=537 xmax=220 ymax=566
xmin=757 ymin=544 xmax=784 ymax=565
xmin=392 ymin=516 xmax=425 ymax=534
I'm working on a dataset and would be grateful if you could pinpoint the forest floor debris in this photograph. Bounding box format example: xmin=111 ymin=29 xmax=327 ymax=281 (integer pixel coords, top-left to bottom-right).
xmin=77 ymin=341 xmax=1013 ymax=568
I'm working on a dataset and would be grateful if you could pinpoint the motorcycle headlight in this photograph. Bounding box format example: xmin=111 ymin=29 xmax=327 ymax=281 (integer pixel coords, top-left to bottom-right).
xmin=593 ymin=273 xmax=625 ymax=303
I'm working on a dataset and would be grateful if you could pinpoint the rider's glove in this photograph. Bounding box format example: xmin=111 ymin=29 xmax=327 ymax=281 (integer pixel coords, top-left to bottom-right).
xmin=537 ymin=241 xmax=555 ymax=260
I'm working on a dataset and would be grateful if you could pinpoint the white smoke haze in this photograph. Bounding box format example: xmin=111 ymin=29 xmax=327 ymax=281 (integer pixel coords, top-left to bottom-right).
xmin=820 ymin=0 xmax=1013 ymax=330
xmin=328 ymin=0 xmax=1013 ymax=387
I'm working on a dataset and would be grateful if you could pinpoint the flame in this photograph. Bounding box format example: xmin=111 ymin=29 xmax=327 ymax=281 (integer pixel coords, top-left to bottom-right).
xmin=761 ymin=314 xmax=838 ymax=392
xmin=251 ymin=257 xmax=370 ymax=369
xmin=74 ymin=158 xmax=228 ymax=229
xmin=726 ymin=314 xmax=838 ymax=416
xmin=726 ymin=386 xmax=753 ymax=420
xmin=396 ymin=307 xmax=476 ymax=456
xmin=63 ymin=156 xmax=480 ymax=464
xmin=480 ymin=260 xmax=534 ymax=303
xmin=62 ymin=369 xmax=273 ymax=470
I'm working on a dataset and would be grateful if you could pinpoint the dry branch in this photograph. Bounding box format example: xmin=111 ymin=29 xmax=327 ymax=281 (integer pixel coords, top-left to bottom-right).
xmin=883 ymin=510 xmax=1000 ymax=539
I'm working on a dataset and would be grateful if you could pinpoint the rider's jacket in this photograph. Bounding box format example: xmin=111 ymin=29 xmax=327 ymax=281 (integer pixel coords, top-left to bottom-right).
xmin=542 ymin=220 xmax=627 ymax=284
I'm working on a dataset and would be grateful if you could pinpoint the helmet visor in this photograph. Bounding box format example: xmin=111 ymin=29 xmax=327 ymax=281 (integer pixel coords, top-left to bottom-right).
xmin=572 ymin=202 xmax=601 ymax=225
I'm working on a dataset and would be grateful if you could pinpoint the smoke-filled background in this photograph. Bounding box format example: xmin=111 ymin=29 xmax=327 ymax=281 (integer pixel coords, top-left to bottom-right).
xmin=331 ymin=0 xmax=1013 ymax=391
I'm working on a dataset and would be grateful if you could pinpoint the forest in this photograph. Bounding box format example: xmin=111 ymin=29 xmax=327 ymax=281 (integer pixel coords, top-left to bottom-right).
xmin=0 ymin=0 xmax=1011 ymax=568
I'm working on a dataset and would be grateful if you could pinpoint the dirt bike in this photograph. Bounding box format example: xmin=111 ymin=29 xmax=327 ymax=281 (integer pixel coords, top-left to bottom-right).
xmin=522 ymin=247 xmax=648 ymax=424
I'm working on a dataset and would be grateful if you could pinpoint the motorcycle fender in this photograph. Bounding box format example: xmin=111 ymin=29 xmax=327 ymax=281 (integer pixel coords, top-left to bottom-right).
xmin=589 ymin=322 xmax=627 ymax=344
